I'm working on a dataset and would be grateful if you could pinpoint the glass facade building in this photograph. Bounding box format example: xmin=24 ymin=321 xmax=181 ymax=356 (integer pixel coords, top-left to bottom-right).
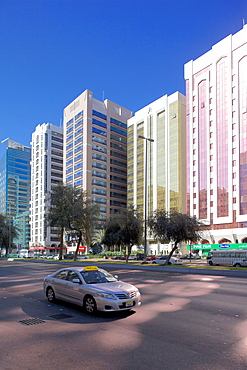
xmin=127 ymin=92 xmax=186 ymax=254
xmin=0 ymin=139 xmax=31 ymax=250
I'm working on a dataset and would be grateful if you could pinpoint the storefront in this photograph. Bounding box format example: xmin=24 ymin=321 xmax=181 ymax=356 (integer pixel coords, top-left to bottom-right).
xmin=187 ymin=243 xmax=247 ymax=257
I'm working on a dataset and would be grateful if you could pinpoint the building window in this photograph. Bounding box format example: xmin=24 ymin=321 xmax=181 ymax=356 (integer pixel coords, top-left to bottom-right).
xmin=92 ymin=127 xmax=107 ymax=137
xmin=92 ymin=118 xmax=107 ymax=129
xmin=92 ymin=110 xmax=107 ymax=120
xmin=110 ymin=126 xmax=127 ymax=136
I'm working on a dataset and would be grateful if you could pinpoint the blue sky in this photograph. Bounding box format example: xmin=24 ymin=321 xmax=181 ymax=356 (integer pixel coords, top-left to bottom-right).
xmin=0 ymin=0 xmax=246 ymax=158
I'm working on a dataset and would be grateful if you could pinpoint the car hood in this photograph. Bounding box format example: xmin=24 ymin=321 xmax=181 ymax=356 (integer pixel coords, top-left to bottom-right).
xmin=88 ymin=280 xmax=137 ymax=293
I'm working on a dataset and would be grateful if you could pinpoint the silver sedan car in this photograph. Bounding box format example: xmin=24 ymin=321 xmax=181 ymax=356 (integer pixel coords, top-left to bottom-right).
xmin=43 ymin=266 xmax=141 ymax=314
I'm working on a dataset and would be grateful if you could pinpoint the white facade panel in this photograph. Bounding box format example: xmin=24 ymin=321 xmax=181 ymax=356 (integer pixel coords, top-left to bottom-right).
xmin=30 ymin=123 xmax=63 ymax=248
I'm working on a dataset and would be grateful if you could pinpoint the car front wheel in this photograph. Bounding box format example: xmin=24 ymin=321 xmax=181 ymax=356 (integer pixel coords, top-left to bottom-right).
xmin=234 ymin=263 xmax=241 ymax=267
xmin=46 ymin=287 xmax=56 ymax=303
xmin=84 ymin=295 xmax=97 ymax=314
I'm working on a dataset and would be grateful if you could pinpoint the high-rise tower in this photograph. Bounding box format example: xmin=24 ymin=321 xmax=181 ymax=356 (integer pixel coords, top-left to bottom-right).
xmin=0 ymin=139 xmax=31 ymax=251
xmin=29 ymin=123 xmax=63 ymax=250
xmin=63 ymin=89 xmax=132 ymax=221
xmin=184 ymin=25 xmax=247 ymax=248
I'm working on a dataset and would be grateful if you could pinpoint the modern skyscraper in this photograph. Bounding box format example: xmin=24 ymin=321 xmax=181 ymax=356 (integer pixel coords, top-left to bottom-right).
xmin=184 ymin=25 xmax=247 ymax=251
xmin=127 ymin=92 xmax=186 ymax=254
xmin=29 ymin=123 xmax=63 ymax=250
xmin=0 ymin=139 xmax=31 ymax=251
xmin=63 ymin=89 xmax=132 ymax=222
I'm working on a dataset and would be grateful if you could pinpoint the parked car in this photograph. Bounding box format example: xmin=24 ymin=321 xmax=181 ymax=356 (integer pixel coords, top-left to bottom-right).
xmin=232 ymin=259 xmax=247 ymax=267
xmin=152 ymin=256 xmax=182 ymax=265
xmin=33 ymin=254 xmax=44 ymax=259
xmin=180 ymin=254 xmax=201 ymax=260
xmin=63 ymin=254 xmax=75 ymax=260
xmin=146 ymin=255 xmax=157 ymax=261
xmin=128 ymin=255 xmax=137 ymax=260
xmin=46 ymin=255 xmax=55 ymax=259
xmin=77 ymin=255 xmax=89 ymax=260
xmin=6 ymin=254 xmax=18 ymax=258
xmin=43 ymin=266 xmax=141 ymax=314
xmin=111 ymin=255 xmax=126 ymax=260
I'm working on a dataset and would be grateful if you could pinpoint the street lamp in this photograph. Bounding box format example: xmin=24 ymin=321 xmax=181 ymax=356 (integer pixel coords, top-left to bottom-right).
xmin=138 ymin=135 xmax=154 ymax=262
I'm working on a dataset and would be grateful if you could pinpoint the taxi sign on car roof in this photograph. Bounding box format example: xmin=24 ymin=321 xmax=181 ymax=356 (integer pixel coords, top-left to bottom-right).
xmin=83 ymin=266 xmax=98 ymax=271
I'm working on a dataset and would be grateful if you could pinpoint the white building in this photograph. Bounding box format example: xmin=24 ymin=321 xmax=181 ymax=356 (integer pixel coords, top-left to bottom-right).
xmin=127 ymin=92 xmax=186 ymax=254
xmin=184 ymin=25 xmax=247 ymax=254
xmin=30 ymin=123 xmax=63 ymax=250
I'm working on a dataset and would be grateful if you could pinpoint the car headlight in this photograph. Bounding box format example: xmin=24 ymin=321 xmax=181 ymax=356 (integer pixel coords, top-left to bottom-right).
xmin=95 ymin=292 xmax=117 ymax=300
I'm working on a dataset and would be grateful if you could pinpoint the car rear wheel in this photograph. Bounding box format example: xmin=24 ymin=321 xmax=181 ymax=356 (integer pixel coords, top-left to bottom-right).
xmin=46 ymin=287 xmax=56 ymax=303
xmin=84 ymin=295 xmax=97 ymax=314
xmin=208 ymin=261 xmax=213 ymax=266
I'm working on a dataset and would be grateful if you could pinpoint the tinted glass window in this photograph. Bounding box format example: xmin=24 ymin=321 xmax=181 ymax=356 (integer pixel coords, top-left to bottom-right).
xmin=54 ymin=270 xmax=68 ymax=280
xmin=67 ymin=271 xmax=80 ymax=282
xmin=81 ymin=269 xmax=117 ymax=284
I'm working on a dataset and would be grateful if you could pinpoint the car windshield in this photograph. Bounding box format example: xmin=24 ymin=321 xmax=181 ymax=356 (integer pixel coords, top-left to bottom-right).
xmin=80 ymin=269 xmax=117 ymax=284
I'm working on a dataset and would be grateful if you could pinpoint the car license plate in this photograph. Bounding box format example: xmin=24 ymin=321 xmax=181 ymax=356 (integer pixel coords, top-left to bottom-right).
xmin=126 ymin=301 xmax=133 ymax=307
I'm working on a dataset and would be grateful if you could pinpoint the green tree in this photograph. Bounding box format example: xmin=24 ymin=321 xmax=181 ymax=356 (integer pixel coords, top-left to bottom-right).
xmin=91 ymin=229 xmax=105 ymax=254
xmin=0 ymin=214 xmax=19 ymax=255
xmin=102 ymin=207 xmax=143 ymax=262
xmin=119 ymin=207 xmax=143 ymax=262
xmin=149 ymin=210 xmax=205 ymax=265
xmin=102 ymin=220 xmax=122 ymax=252
xmin=69 ymin=191 xmax=100 ymax=261
xmin=46 ymin=183 xmax=80 ymax=260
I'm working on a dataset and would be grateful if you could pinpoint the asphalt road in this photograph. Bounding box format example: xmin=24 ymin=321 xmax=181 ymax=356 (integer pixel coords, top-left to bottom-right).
xmin=1 ymin=259 xmax=247 ymax=370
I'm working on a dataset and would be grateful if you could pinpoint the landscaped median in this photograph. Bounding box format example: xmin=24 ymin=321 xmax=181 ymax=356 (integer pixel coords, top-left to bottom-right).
xmin=6 ymin=257 xmax=247 ymax=277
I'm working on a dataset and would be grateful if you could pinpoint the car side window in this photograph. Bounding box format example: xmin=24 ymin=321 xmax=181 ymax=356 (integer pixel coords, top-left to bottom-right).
xmin=54 ymin=270 xmax=68 ymax=280
xmin=67 ymin=271 xmax=81 ymax=282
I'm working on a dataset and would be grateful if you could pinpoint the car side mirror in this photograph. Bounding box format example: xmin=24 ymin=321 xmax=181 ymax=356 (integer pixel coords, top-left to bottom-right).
xmin=72 ymin=278 xmax=81 ymax=284
xmin=114 ymin=275 xmax=119 ymax=280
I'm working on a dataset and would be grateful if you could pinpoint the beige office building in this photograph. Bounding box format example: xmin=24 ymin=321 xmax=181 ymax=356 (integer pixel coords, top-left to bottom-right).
xmin=63 ymin=89 xmax=132 ymax=221
xmin=127 ymin=92 xmax=186 ymax=254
